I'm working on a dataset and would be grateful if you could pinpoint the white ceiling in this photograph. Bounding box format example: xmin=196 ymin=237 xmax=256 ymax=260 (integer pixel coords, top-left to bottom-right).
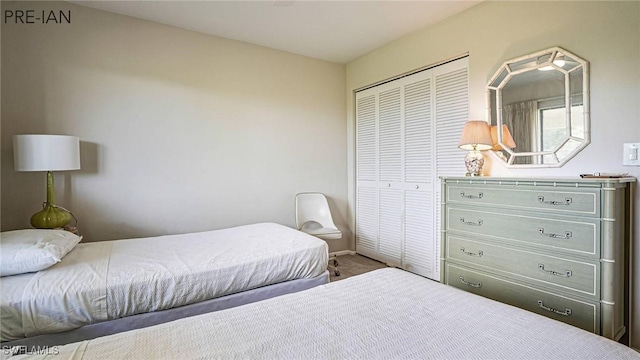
xmin=73 ymin=0 xmax=482 ymax=64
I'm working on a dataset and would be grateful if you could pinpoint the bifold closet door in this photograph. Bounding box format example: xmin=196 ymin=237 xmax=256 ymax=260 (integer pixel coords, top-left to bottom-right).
xmin=402 ymin=74 xmax=433 ymax=278
xmin=432 ymin=63 xmax=470 ymax=277
xmin=377 ymin=86 xmax=403 ymax=266
xmin=355 ymin=73 xmax=433 ymax=272
xmin=355 ymin=93 xmax=378 ymax=260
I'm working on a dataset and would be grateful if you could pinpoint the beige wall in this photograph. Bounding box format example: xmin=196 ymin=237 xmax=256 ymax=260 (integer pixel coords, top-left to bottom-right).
xmin=1 ymin=1 xmax=349 ymax=252
xmin=346 ymin=0 xmax=640 ymax=347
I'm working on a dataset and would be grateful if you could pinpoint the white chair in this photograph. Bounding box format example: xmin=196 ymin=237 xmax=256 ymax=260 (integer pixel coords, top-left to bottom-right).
xmin=295 ymin=192 xmax=342 ymax=276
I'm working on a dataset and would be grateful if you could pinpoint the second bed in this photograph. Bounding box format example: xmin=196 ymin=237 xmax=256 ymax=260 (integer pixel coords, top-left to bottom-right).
xmin=0 ymin=222 xmax=328 ymax=347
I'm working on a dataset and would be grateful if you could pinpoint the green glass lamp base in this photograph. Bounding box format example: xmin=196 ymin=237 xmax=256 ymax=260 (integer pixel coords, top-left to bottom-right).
xmin=30 ymin=171 xmax=74 ymax=229
xmin=30 ymin=203 xmax=73 ymax=229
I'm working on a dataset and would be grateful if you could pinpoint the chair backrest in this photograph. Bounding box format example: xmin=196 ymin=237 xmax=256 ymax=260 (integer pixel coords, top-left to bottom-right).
xmin=295 ymin=193 xmax=337 ymax=230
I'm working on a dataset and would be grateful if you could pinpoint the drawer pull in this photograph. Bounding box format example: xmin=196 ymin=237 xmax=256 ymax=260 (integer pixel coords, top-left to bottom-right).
xmin=538 ymin=263 xmax=572 ymax=277
xmin=460 ymin=191 xmax=483 ymax=199
xmin=537 ymin=195 xmax=572 ymax=206
xmin=460 ymin=247 xmax=483 ymax=257
xmin=538 ymin=227 xmax=572 ymax=239
xmin=537 ymin=300 xmax=572 ymax=316
xmin=460 ymin=217 xmax=483 ymax=226
xmin=459 ymin=276 xmax=482 ymax=288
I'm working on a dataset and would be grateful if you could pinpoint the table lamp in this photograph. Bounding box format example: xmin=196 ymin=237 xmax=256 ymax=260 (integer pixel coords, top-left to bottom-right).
xmin=490 ymin=124 xmax=517 ymax=162
xmin=458 ymin=121 xmax=492 ymax=176
xmin=13 ymin=134 xmax=81 ymax=229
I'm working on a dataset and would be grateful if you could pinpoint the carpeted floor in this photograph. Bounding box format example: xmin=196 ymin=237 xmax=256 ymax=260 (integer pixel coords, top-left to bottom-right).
xmin=329 ymin=254 xmax=388 ymax=282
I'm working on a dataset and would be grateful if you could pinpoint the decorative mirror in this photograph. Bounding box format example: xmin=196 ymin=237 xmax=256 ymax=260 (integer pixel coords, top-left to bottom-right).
xmin=487 ymin=47 xmax=589 ymax=167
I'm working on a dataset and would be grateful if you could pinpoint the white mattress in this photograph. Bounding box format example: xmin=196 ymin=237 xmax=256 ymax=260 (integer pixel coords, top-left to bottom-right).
xmin=0 ymin=223 xmax=327 ymax=342
xmin=8 ymin=268 xmax=638 ymax=360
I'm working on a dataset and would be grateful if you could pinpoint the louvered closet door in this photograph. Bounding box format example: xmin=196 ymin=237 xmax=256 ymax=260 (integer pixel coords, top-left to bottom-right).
xmin=377 ymin=85 xmax=403 ymax=266
xmin=355 ymin=91 xmax=378 ymax=260
xmin=402 ymin=72 xmax=434 ymax=278
xmin=433 ymin=59 xmax=469 ymax=278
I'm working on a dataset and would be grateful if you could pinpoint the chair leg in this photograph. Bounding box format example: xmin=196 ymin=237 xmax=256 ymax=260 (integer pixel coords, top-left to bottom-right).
xmin=330 ymin=257 xmax=340 ymax=276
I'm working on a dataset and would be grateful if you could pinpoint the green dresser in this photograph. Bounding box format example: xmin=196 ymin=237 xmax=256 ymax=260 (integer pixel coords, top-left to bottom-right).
xmin=440 ymin=176 xmax=635 ymax=341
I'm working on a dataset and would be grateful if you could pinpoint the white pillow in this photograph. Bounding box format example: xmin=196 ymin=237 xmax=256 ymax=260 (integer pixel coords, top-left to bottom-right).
xmin=0 ymin=229 xmax=82 ymax=276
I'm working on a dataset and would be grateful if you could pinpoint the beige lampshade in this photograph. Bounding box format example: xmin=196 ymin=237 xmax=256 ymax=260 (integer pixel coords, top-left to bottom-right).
xmin=458 ymin=121 xmax=493 ymax=151
xmin=490 ymin=124 xmax=517 ymax=151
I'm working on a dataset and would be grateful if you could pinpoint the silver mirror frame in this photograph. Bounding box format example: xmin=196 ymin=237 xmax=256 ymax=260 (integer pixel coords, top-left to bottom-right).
xmin=486 ymin=47 xmax=590 ymax=168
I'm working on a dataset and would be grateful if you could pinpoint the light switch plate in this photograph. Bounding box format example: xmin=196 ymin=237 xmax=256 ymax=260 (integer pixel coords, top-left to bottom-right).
xmin=623 ymin=143 xmax=640 ymax=166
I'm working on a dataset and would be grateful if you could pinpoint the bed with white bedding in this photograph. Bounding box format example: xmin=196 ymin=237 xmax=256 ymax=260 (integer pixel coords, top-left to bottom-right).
xmin=0 ymin=223 xmax=328 ymax=347
xmin=7 ymin=268 xmax=638 ymax=360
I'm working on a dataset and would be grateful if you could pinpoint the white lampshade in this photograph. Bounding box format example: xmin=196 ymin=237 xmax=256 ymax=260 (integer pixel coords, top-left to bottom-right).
xmin=13 ymin=135 xmax=81 ymax=172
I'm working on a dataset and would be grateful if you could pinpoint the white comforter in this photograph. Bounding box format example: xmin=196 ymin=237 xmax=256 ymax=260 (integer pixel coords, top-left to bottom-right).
xmin=10 ymin=268 xmax=638 ymax=360
xmin=1 ymin=223 xmax=327 ymax=341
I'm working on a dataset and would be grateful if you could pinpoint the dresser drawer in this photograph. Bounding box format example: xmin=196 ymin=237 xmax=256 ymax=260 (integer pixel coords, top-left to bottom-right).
xmin=446 ymin=184 xmax=600 ymax=217
xmin=446 ymin=207 xmax=599 ymax=258
xmin=447 ymin=236 xmax=599 ymax=298
xmin=445 ymin=263 xmax=599 ymax=334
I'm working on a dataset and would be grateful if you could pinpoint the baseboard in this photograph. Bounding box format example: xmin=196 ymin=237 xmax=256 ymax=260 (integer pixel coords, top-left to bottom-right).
xmin=330 ymin=250 xmax=356 ymax=257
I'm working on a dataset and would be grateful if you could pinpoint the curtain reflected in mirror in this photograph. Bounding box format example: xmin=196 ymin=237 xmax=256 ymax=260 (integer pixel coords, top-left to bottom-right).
xmin=503 ymin=101 xmax=536 ymax=164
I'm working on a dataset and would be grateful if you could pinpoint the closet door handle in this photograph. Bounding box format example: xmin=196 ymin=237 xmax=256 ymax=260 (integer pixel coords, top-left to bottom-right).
xmin=537 ymin=300 xmax=572 ymax=316
xmin=538 ymin=195 xmax=572 ymax=206
xmin=460 ymin=247 xmax=483 ymax=257
xmin=459 ymin=276 xmax=482 ymax=288
xmin=460 ymin=191 xmax=483 ymax=199
xmin=538 ymin=264 xmax=572 ymax=277
xmin=538 ymin=228 xmax=572 ymax=239
xmin=460 ymin=217 xmax=483 ymax=226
